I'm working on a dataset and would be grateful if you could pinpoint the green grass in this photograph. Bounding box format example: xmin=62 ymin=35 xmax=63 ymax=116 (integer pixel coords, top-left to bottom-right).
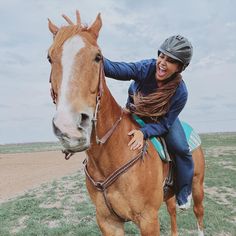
xmin=0 ymin=133 xmax=236 ymax=235
xmin=0 ymin=142 xmax=61 ymax=154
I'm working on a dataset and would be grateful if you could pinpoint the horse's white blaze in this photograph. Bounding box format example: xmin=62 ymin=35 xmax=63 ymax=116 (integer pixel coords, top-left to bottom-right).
xmin=54 ymin=35 xmax=85 ymax=137
xmin=60 ymin=35 xmax=84 ymax=108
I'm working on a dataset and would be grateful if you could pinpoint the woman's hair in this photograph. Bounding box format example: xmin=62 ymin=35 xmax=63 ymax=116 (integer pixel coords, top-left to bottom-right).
xmin=132 ymin=74 xmax=182 ymax=121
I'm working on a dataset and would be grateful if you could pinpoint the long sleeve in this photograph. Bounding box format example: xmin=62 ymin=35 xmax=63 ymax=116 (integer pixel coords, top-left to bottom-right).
xmin=103 ymin=58 xmax=156 ymax=82
xmin=103 ymin=58 xmax=140 ymax=81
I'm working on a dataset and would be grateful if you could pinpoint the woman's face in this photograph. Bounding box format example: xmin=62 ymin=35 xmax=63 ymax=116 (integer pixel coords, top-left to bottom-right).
xmin=156 ymin=53 xmax=181 ymax=81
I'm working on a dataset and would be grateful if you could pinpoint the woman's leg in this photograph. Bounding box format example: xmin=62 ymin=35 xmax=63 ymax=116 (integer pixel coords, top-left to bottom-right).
xmin=164 ymin=118 xmax=194 ymax=206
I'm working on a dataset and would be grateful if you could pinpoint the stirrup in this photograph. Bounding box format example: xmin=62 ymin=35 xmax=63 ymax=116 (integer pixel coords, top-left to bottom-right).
xmin=177 ymin=194 xmax=192 ymax=210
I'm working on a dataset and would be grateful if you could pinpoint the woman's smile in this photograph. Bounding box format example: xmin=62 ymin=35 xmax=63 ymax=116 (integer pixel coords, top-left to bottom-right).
xmin=156 ymin=53 xmax=181 ymax=81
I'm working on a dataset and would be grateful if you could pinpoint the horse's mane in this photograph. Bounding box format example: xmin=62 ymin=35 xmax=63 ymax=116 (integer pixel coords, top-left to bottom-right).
xmin=49 ymin=25 xmax=94 ymax=53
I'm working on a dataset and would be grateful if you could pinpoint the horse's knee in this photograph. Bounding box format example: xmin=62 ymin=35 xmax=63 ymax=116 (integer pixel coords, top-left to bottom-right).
xmin=96 ymin=214 xmax=124 ymax=236
xmin=139 ymin=219 xmax=160 ymax=236
xmin=192 ymin=179 xmax=204 ymax=204
xmin=166 ymin=196 xmax=176 ymax=214
xmin=193 ymin=204 xmax=204 ymax=218
xmin=137 ymin=211 xmax=160 ymax=236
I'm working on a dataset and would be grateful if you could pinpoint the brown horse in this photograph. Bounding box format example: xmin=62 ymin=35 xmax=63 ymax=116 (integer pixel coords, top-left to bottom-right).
xmin=47 ymin=11 xmax=205 ymax=236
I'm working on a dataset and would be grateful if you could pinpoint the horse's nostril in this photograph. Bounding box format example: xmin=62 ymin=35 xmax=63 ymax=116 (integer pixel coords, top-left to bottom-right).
xmin=81 ymin=113 xmax=89 ymax=122
xmin=52 ymin=119 xmax=62 ymax=136
xmin=78 ymin=113 xmax=90 ymax=130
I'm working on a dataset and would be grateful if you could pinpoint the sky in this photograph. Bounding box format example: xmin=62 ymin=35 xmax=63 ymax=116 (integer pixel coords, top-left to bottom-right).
xmin=0 ymin=0 xmax=236 ymax=144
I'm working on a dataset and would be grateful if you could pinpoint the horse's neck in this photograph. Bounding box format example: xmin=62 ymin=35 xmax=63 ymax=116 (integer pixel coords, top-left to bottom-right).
xmin=87 ymin=78 xmax=131 ymax=178
xmin=94 ymin=78 xmax=122 ymax=144
xmin=100 ymin=79 xmax=121 ymax=123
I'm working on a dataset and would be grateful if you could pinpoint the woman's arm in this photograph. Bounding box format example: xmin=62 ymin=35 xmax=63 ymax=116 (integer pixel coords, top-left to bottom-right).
xmin=103 ymin=58 xmax=152 ymax=81
xmin=103 ymin=58 xmax=140 ymax=80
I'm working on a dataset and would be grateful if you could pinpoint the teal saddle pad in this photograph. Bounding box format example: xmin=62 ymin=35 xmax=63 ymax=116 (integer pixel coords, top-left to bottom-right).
xmin=132 ymin=114 xmax=201 ymax=161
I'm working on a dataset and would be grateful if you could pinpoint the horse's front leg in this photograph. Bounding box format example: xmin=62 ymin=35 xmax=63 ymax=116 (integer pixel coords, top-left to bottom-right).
xmin=96 ymin=213 xmax=125 ymax=236
xmin=137 ymin=209 xmax=160 ymax=236
xmin=166 ymin=196 xmax=178 ymax=236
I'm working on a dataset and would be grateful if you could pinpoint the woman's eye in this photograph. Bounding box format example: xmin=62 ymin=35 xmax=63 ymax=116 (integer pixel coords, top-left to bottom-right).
xmin=167 ymin=58 xmax=177 ymax=64
xmin=95 ymin=53 xmax=102 ymax=62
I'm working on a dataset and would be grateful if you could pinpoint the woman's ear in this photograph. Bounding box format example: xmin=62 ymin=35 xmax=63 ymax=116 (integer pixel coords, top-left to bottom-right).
xmin=177 ymin=63 xmax=183 ymax=73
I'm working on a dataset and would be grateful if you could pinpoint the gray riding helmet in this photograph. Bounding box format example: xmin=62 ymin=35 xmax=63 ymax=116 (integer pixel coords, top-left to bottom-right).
xmin=158 ymin=35 xmax=193 ymax=71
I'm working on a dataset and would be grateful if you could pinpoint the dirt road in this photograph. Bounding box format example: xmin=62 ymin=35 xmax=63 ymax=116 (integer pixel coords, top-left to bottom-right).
xmin=0 ymin=151 xmax=85 ymax=203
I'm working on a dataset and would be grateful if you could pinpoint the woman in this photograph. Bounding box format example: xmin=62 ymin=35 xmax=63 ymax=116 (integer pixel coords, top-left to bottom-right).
xmin=103 ymin=35 xmax=194 ymax=209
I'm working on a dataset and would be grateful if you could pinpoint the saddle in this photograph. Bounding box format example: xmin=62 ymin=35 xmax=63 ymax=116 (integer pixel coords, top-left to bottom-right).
xmin=132 ymin=114 xmax=201 ymax=200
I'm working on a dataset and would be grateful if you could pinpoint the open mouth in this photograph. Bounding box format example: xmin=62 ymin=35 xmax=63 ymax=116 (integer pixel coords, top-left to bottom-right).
xmin=157 ymin=66 xmax=167 ymax=77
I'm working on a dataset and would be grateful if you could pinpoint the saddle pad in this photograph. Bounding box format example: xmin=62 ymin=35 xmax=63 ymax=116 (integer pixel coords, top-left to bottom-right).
xmin=181 ymin=121 xmax=201 ymax=152
xmin=132 ymin=114 xmax=201 ymax=161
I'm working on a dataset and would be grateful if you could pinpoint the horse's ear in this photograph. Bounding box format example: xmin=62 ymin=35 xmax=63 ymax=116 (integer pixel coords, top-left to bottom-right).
xmin=48 ymin=18 xmax=59 ymax=36
xmin=76 ymin=10 xmax=81 ymax=25
xmin=88 ymin=13 xmax=102 ymax=39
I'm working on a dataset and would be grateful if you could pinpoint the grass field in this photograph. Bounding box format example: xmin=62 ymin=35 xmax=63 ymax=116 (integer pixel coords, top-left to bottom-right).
xmin=0 ymin=142 xmax=61 ymax=154
xmin=0 ymin=133 xmax=236 ymax=235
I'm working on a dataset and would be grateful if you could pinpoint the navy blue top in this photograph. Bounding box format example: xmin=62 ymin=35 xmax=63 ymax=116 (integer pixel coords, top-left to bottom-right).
xmin=103 ymin=58 xmax=188 ymax=139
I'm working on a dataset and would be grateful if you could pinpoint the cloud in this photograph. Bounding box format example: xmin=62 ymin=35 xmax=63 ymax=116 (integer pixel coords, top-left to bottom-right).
xmin=0 ymin=0 xmax=236 ymax=143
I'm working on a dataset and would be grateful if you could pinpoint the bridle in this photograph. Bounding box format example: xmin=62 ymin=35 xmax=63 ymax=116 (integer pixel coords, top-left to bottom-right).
xmin=49 ymin=70 xmax=57 ymax=105
xmin=50 ymin=60 xmax=123 ymax=159
xmin=92 ymin=60 xmax=124 ymax=145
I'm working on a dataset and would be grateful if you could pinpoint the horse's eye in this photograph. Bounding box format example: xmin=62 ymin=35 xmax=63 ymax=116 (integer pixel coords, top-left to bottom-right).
xmin=47 ymin=55 xmax=52 ymax=64
xmin=95 ymin=53 xmax=102 ymax=63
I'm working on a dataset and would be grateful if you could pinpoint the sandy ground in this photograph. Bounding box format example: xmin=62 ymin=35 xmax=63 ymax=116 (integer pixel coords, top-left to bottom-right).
xmin=0 ymin=151 xmax=85 ymax=203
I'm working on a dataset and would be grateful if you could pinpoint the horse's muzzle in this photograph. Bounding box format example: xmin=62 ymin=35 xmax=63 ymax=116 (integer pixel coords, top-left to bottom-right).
xmin=52 ymin=119 xmax=89 ymax=152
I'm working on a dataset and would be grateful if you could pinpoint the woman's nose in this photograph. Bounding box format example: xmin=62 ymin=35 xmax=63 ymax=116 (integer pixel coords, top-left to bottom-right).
xmin=159 ymin=58 xmax=167 ymax=66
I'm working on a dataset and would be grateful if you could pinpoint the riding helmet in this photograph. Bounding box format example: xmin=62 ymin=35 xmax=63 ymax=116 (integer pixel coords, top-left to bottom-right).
xmin=158 ymin=35 xmax=193 ymax=71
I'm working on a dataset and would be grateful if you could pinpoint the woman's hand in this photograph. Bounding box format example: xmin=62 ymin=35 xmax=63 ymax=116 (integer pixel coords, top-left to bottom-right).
xmin=128 ymin=129 xmax=144 ymax=150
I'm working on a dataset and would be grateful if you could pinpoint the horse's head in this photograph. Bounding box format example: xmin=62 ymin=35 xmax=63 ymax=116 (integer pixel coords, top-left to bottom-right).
xmin=48 ymin=11 xmax=103 ymax=152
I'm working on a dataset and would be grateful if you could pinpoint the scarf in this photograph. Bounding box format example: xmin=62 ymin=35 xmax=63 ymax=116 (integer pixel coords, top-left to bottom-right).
xmin=132 ymin=73 xmax=182 ymax=122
